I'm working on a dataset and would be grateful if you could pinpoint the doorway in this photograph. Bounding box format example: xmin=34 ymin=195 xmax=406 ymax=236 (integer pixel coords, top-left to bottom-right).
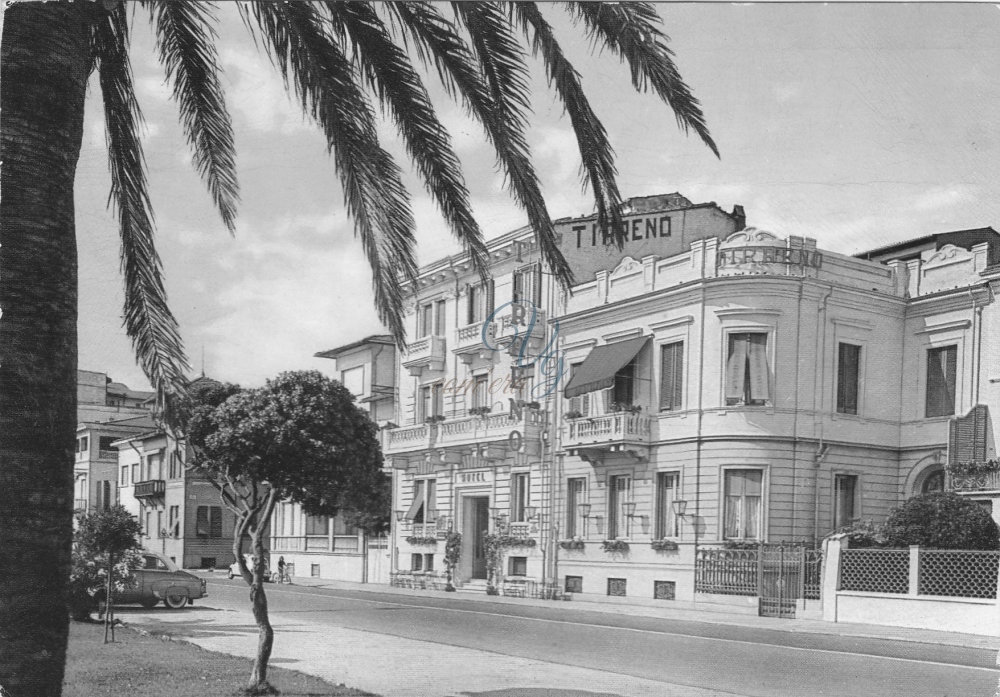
xmin=461 ymin=496 xmax=490 ymax=581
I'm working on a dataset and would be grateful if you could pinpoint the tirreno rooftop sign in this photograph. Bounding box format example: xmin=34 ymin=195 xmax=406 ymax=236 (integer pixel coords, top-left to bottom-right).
xmin=556 ymin=193 xmax=744 ymax=281
xmin=716 ymin=228 xmax=823 ymax=274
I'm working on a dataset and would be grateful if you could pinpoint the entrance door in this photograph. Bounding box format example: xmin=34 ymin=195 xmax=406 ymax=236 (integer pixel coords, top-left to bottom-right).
xmin=466 ymin=497 xmax=490 ymax=580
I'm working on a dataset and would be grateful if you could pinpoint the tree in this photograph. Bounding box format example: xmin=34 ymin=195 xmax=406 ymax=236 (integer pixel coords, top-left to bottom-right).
xmin=882 ymin=492 xmax=1000 ymax=550
xmin=187 ymin=370 xmax=384 ymax=694
xmin=70 ymin=507 xmax=144 ymax=643
xmin=0 ymin=3 xmax=717 ymax=693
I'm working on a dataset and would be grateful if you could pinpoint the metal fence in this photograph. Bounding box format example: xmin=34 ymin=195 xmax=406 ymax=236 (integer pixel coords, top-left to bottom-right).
xmin=695 ymin=548 xmax=758 ymax=596
xmin=803 ymin=548 xmax=823 ymax=600
xmin=918 ymin=550 xmax=1000 ymax=599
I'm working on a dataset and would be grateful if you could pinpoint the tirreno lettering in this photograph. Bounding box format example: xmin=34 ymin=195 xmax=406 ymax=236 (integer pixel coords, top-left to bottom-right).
xmin=717 ymin=246 xmax=822 ymax=269
xmin=572 ymin=215 xmax=672 ymax=248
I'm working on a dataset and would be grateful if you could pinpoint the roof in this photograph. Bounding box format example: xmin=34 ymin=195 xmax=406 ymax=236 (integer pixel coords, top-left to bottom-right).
xmin=855 ymin=227 xmax=1000 ymax=264
xmin=315 ymin=334 xmax=395 ymax=360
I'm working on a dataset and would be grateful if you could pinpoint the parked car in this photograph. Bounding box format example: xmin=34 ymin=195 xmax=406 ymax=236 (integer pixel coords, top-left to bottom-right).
xmin=113 ymin=551 xmax=207 ymax=609
xmin=228 ymin=554 xmax=273 ymax=581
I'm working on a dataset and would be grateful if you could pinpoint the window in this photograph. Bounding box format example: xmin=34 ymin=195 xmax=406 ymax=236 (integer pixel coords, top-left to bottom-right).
xmin=512 ymin=264 xmax=542 ymax=306
xmin=725 ymin=333 xmax=770 ymax=406
xmin=423 ymin=553 xmax=434 ymax=571
xmin=508 ymin=556 xmax=527 ymax=576
xmin=196 ymin=506 xmax=223 ymax=538
xmin=472 ymin=375 xmax=489 ymax=410
xmin=120 ymin=465 xmax=129 ymax=486
xmin=156 ymin=511 xmax=163 ymax=538
xmin=341 ymin=366 xmax=364 ymax=396
xmin=723 ymin=469 xmax=762 ymax=540
xmin=922 ymin=470 xmax=945 ymax=494
xmin=145 ymin=511 xmax=152 ymax=537
xmin=511 ymin=473 xmax=530 ymax=522
xmin=612 ymin=360 xmax=635 ymax=407
xmin=311 ymin=564 xmax=321 ymax=578
xmin=567 ymin=363 xmax=590 ymax=416
xmin=565 ymin=575 xmax=583 ymax=593
xmin=131 ymin=463 xmax=138 ymax=484
xmin=102 ymin=481 xmax=111 ymax=511
xmin=607 ymin=578 xmax=627 ymax=597
xmin=405 ymin=479 xmax=437 ymax=523
xmin=834 ymin=474 xmax=858 ymax=528
xmin=467 ymin=281 xmax=494 ymax=325
xmin=655 ymin=472 xmax=680 ymax=539
xmin=98 ymin=436 xmax=116 ymax=452
xmin=418 ymin=302 xmax=434 ymax=338
xmin=146 ymin=453 xmax=163 ymax=481
xmin=926 ymin=345 xmax=957 ymax=417
xmin=419 ymin=382 xmax=444 ymax=421
xmin=659 ymin=342 xmax=684 ymax=411
xmin=411 ymin=553 xmax=423 ymax=571
xmin=168 ymin=505 xmax=179 ymax=537
xmin=607 ymin=475 xmax=632 ymax=539
xmin=78 ymin=436 xmax=89 ymax=454
xmin=168 ymin=451 xmax=182 ymax=479
xmin=566 ymin=477 xmax=586 ymax=537
xmin=654 ymin=580 xmax=676 ymax=600
xmin=305 ymin=515 xmax=329 ymax=536
xmin=837 ymin=343 xmax=861 ymax=415
xmin=434 ymin=299 xmax=447 ymax=336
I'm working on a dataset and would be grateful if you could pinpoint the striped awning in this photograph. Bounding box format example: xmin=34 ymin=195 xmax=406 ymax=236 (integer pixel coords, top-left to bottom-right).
xmin=563 ymin=336 xmax=650 ymax=399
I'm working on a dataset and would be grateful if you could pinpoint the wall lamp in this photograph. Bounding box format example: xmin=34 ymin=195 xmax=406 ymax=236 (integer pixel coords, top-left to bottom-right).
xmin=394 ymin=510 xmax=407 ymax=522
xmin=524 ymin=506 xmax=538 ymax=520
xmin=672 ymin=499 xmax=692 ymax=518
xmin=577 ymin=503 xmax=592 ymax=518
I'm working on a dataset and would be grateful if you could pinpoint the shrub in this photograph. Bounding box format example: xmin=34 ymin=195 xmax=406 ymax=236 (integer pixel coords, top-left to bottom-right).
xmin=882 ymin=492 xmax=999 ymax=550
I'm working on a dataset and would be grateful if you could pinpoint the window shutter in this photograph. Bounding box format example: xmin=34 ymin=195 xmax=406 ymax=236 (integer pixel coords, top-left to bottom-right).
xmin=196 ymin=506 xmax=209 ymax=536
xmin=465 ymin=284 xmax=473 ymax=325
xmin=747 ymin=334 xmax=770 ymax=403
xmin=406 ymin=480 xmax=425 ymax=520
xmin=533 ymin=263 xmax=542 ymax=307
xmin=725 ymin=334 xmax=749 ymax=403
xmin=486 ymin=279 xmax=495 ymax=316
xmin=660 ymin=342 xmax=684 ymax=411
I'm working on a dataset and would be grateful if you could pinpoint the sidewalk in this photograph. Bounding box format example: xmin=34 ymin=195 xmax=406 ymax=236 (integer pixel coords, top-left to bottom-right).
xmin=243 ymin=572 xmax=1000 ymax=652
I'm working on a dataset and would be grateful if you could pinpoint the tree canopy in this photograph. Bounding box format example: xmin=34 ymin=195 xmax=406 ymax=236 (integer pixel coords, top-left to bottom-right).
xmin=882 ymin=492 xmax=999 ymax=550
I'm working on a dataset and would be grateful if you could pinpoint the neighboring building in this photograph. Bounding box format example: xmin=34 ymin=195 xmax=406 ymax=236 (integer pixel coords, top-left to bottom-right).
xmin=74 ymin=414 xmax=156 ymax=514
xmin=77 ymin=370 xmax=154 ymax=423
xmin=268 ymin=336 xmax=397 ymax=583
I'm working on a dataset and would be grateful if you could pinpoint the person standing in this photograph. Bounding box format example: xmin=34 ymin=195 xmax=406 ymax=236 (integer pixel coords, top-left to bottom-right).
xmin=277 ymin=556 xmax=287 ymax=584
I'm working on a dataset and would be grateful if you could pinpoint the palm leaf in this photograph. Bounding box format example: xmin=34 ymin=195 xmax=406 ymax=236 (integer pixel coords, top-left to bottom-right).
xmin=326 ymin=2 xmax=491 ymax=283
xmin=393 ymin=2 xmax=573 ymax=288
xmin=147 ymin=0 xmax=240 ymax=233
xmin=567 ymin=2 xmax=719 ymax=157
xmin=513 ymin=2 xmax=625 ymax=246
xmin=244 ymin=1 xmax=417 ymax=342
xmin=93 ymin=3 xmax=189 ymax=405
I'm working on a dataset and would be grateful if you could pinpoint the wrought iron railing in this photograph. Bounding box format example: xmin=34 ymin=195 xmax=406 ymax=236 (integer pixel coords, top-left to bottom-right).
xmin=695 ymin=548 xmax=758 ymax=596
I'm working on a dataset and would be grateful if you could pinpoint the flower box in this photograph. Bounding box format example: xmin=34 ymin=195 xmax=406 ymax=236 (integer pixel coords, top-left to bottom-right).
xmin=405 ymin=536 xmax=438 ymax=546
xmin=650 ymin=539 xmax=679 ymax=552
xmin=559 ymin=539 xmax=585 ymax=551
xmin=601 ymin=539 xmax=630 ymax=553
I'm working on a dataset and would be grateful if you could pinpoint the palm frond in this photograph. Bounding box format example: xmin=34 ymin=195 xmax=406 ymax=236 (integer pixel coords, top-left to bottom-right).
xmin=392 ymin=2 xmax=573 ymax=288
xmin=93 ymin=3 xmax=189 ymax=404
xmin=513 ymin=2 xmax=625 ymax=247
xmin=244 ymin=1 xmax=417 ymax=342
xmin=147 ymin=0 xmax=240 ymax=233
xmin=566 ymin=2 xmax=719 ymax=158
xmin=326 ymin=2 xmax=490 ymax=282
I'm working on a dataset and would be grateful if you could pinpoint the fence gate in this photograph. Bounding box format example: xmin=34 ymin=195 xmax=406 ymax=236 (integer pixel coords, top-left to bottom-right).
xmin=758 ymin=544 xmax=804 ymax=618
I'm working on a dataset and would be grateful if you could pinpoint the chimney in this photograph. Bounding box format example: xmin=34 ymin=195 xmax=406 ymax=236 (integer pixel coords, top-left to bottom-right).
xmin=731 ymin=205 xmax=746 ymax=230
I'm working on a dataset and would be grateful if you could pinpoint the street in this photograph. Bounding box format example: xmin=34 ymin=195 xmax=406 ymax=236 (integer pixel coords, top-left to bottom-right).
xmin=119 ymin=577 xmax=1000 ymax=697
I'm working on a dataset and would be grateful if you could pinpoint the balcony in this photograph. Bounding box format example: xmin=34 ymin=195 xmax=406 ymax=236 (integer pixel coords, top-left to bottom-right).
xmin=453 ymin=323 xmax=492 ymax=363
xmin=384 ymin=423 xmax=436 ymax=457
xmin=495 ymin=309 xmax=547 ymax=357
xmin=74 ymin=498 xmax=89 ymax=512
xmin=563 ymin=412 xmax=653 ymax=465
xmin=134 ymin=479 xmax=166 ymax=498
xmin=402 ymin=335 xmax=446 ymax=377
xmin=949 ymin=470 xmax=1000 ymax=493
xmin=436 ymin=409 xmax=546 ymax=450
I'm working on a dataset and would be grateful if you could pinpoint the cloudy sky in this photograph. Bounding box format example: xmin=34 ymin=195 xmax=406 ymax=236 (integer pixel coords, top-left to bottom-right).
xmin=74 ymin=3 xmax=1000 ymax=391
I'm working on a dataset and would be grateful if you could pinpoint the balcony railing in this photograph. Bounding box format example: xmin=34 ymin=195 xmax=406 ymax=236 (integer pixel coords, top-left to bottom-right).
xmin=384 ymin=423 xmax=435 ymax=456
xmin=98 ymin=449 xmax=118 ymax=460
xmin=73 ymin=498 xmax=89 ymax=511
xmin=271 ymin=535 xmax=361 ymax=553
xmin=134 ymin=479 xmax=166 ymax=498
xmin=436 ymin=409 xmax=545 ymax=448
xmin=949 ymin=470 xmax=1000 ymax=492
xmin=564 ymin=412 xmax=653 ymax=447
xmin=402 ymin=335 xmax=447 ymax=375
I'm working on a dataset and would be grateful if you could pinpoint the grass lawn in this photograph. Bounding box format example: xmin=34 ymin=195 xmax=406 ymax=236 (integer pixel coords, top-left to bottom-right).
xmin=63 ymin=620 xmax=376 ymax=696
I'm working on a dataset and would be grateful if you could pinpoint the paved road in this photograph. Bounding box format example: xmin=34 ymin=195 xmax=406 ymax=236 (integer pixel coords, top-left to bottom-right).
xmin=126 ymin=578 xmax=999 ymax=697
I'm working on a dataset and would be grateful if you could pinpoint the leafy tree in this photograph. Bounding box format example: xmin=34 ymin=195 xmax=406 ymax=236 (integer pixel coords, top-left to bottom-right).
xmin=70 ymin=507 xmax=144 ymax=643
xmin=187 ymin=370 xmax=384 ymax=694
xmin=882 ymin=492 xmax=999 ymax=550
xmin=0 ymin=3 xmax=716 ymax=693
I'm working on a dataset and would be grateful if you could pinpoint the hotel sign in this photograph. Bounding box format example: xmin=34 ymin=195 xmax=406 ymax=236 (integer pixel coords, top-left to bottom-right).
xmin=457 ymin=469 xmax=493 ymax=486
xmin=717 ymin=246 xmax=822 ymax=269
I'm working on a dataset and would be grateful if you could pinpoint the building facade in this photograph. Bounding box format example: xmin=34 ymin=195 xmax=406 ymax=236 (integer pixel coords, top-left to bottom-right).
xmin=383 ymin=193 xmax=1000 ymax=605
xmin=74 ymin=415 xmax=155 ymax=514
xmin=268 ymin=336 xmax=396 ymax=583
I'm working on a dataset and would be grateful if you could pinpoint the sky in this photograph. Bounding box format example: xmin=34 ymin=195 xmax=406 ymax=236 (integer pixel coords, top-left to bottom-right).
xmin=73 ymin=3 xmax=1000 ymax=391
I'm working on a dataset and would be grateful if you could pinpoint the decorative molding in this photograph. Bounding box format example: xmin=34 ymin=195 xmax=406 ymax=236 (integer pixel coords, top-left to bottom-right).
xmin=610 ymin=256 xmax=643 ymax=279
xmin=720 ymin=227 xmax=780 ymax=246
xmin=924 ymin=243 xmax=972 ymax=267
xmin=602 ymin=328 xmax=644 ymax=343
xmin=713 ymin=307 xmax=783 ymax=319
xmin=831 ymin=317 xmax=874 ymax=331
xmin=914 ymin=319 xmax=971 ymax=335
xmin=649 ymin=315 xmax=695 ymax=332
xmin=560 ymin=337 xmax=598 ymax=352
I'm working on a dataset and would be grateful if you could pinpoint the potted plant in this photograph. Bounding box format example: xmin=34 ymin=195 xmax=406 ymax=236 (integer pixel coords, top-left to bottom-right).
xmin=424 ymin=414 xmax=446 ymax=424
xmin=601 ymin=539 xmax=630 ymax=554
xmin=564 ymin=410 xmax=584 ymax=420
xmin=444 ymin=531 xmax=462 ymax=591
xmin=651 ymin=539 xmax=679 ymax=552
xmin=559 ymin=538 xmax=585 ymax=551
xmin=405 ymin=536 xmax=438 ymax=546
xmin=468 ymin=406 xmax=492 ymax=417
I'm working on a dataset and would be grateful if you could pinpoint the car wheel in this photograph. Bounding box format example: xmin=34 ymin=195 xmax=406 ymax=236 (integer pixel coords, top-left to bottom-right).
xmin=140 ymin=598 xmax=158 ymax=609
xmin=163 ymin=594 xmax=189 ymax=609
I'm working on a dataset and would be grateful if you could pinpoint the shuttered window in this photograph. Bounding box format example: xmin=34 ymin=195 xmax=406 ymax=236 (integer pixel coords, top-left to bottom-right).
xmin=925 ymin=345 xmax=957 ymax=417
xmin=725 ymin=333 xmax=770 ymax=406
xmin=659 ymin=342 xmax=684 ymax=411
xmin=836 ymin=343 xmax=861 ymax=415
xmin=196 ymin=506 xmax=223 ymax=538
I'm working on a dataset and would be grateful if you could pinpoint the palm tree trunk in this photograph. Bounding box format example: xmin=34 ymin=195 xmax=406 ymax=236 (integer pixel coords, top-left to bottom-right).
xmin=0 ymin=5 xmax=93 ymax=695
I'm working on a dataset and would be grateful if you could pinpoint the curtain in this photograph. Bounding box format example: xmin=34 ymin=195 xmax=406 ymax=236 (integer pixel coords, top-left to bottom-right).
xmin=725 ymin=334 xmax=749 ymax=403
xmin=926 ymin=346 xmax=957 ymax=417
xmin=747 ymin=334 xmax=770 ymax=403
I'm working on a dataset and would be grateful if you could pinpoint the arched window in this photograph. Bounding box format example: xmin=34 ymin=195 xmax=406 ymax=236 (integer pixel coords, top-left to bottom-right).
xmin=921 ymin=470 xmax=945 ymax=494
